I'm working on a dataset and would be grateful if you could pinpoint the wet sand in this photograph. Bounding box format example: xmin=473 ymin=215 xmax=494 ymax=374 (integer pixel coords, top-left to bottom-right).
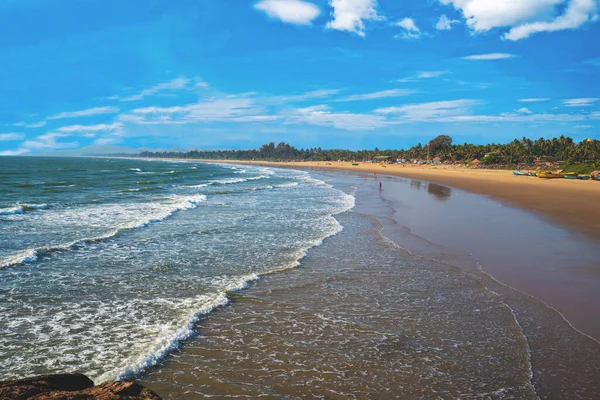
xmin=140 ymin=169 xmax=600 ymax=399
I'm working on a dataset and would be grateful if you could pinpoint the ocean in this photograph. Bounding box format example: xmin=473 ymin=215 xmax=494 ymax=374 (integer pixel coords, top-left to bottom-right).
xmin=0 ymin=157 xmax=353 ymax=382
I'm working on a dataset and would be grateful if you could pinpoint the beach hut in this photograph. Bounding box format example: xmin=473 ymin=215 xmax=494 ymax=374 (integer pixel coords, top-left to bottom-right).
xmin=472 ymin=158 xmax=481 ymax=164
xmin=432 ymin=157 xmax=441 ymax=164
xmin=374 ymin=156 xmax=392 ymax=164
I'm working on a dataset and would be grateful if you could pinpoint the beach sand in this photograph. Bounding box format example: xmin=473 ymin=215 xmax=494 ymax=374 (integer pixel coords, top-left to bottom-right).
xmin=212 ymin=161 xmax=600 ymax=244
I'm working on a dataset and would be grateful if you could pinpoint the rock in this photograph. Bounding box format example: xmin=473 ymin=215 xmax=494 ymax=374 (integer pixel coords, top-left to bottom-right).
xmin=0 ymin=374 xmax=162 ymax=400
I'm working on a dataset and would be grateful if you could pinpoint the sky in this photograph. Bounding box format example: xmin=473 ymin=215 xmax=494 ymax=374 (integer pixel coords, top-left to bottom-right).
xmin=0 ymin=0 xmax=599 ymax=155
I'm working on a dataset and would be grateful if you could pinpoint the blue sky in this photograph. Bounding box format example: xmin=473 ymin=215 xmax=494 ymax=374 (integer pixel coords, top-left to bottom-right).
xmin=1 ymin=0 xmax=599 ymax=154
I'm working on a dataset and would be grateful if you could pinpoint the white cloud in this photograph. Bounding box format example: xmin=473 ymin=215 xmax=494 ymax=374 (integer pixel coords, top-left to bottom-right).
xmin=326 ymin=0 xmax=382 ymax=37
xmin=0 ymin=149 xmax=30 ymax=156
xmin=515 ymin=107 xmax=534 ymax=114
xmin=25 ymin=121 xmax=46 ymax=128
xmin=277 ymin=89 xmax=341 ymax=103
xmin=0 ymin=132 xmax=25 ymax=141
xmin=375 ymin=99 xmax=480 ymax=120
xmin=337 ymin=89 xmax=416 ymax=101
xmin=519 ymin=98 xmax=550 ymax=102
xmin=119 ymin=77 xmax=191 ymax=102
xmin=285 ymin=105 xmax=387 ymax=130
xmin=563 ymin=98 xmax=599 ymax=107
xmin=438 ymin=112 xmax=590 ymax=123
xmin=254 ymin=0 xmax=320 ymax=25
xmin=440 ymin=0 xmax=599 ymax=40
xmin=504 ymin=0 xmax=599 ymax=40
xmin=462 ymin=53 xmax=517 ymax=60
xmin=436 ymin=14 xmax=460 ymax=30
xmin=23 ymin=133 xmax=79 ymax=150
xmin=398 ymin=71 xmax=448 ymax=82
xmin=575 ymin=124 xmax=592 ymax=128
xmin=49 ymin=106 xmax=119 ymax=120
xmin=395 ymin=18 xmax=421 ymax=39
xmin=56 ymin=122 xmax=124 ymax=133
xmin=122 ymin=97 xmax=262 ymax=125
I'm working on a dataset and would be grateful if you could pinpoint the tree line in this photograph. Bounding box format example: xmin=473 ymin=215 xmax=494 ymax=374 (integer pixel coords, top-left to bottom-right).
xmin=136 ymin=135 xmax=599 ymax=169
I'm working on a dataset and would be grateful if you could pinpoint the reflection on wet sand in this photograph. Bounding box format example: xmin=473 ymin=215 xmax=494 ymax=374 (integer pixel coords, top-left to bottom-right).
xmin=427 ymin=183 xmax=452 ymax=200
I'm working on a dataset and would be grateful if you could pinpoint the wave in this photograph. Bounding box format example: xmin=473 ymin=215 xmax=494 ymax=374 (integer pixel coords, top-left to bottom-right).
xmin=101 ymin=182 xmax=356 ymax=382
xmin=0 ymin=203 xmax=47 ymax=216
xmin=128 ymin=168 xmax=142 ymax=172
xmin=0 ymin=195 xmax=207 ymax=269
xmin=100 ymin=273 xmax=260 ymax=383
xmin=274 ymin=182 xmax=299 ymax=188
xmin=208 ymin=175 xmax=269 ymax=185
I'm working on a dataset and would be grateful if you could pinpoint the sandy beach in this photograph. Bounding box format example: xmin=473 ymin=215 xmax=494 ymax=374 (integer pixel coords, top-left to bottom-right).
xmin=207 ymin=160 xmax=600 ymax=244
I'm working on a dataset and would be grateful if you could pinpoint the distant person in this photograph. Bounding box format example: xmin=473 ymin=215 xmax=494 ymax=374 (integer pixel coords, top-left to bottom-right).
xmin=379 ymin=182 xmax=382 ymax=189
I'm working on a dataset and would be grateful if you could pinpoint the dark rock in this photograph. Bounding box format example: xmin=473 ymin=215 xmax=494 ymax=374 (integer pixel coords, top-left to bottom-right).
xmin=0 ymin=374 xmax=162 ymax=400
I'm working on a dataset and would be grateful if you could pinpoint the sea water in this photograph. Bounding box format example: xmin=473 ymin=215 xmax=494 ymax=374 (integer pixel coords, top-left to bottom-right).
xmin=0 ymin=157 xmax=353 ymax=382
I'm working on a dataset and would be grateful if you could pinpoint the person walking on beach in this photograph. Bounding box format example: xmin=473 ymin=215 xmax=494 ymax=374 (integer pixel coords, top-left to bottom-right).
xmin=379 ymin=181 xmax=382 ymax=189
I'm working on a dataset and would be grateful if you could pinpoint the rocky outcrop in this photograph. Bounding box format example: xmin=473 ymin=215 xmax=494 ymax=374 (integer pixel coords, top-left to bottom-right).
xmin=0 ymin=373 xmax=162 ymax=400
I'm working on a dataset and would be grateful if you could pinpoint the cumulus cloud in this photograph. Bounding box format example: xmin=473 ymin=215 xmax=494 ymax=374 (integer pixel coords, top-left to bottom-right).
xmin=254 ymin=0 xmax=320 ymax=25
xmin=395 ymin=18 xmax=421 ymax=39
xmin=462 ymin=53 xmax=517 ymax=60
xmin=326 ymin=0 xmax=382 ymax=37
xmin=504 ymin=0 xmax=599 ymax=40
xmin=436 ymin=14 xmax=460 ymax=30
xmin=440 ymin=0 xmax=599 ymax=40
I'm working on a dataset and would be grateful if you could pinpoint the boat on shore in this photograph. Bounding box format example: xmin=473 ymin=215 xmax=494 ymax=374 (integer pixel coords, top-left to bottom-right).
xmin=538 ymin=172 xmax=563 ymax=179
xmin=577 ymin=175 xmax=591 ymax=180
xmin=513 ymin=171 xmax=529 ymax=176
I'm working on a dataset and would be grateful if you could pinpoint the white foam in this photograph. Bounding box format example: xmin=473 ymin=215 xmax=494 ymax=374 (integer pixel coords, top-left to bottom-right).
xmin=128 ymin=168 xmax=142 ymax=172
xmin=0 ymin=195 xmax=207 ymax=269
xmin=0 ymin=249 xmax=38 ymax=269
xmin=99 ymin=273 xmax=260 ymax=383
xmin=0 ymin=206 xmax=23 ymax=216
xmin=0 ymin=203 xmax=47 ymax=216
xmin=274 ymin=182 xmax=299 ymax=188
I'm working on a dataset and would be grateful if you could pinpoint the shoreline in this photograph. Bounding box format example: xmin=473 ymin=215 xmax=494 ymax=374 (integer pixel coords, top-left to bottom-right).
xmin=198 ymin=159 xmax=600 ymax=244
xmin=140 ymin=166 xmax=600 ymax=398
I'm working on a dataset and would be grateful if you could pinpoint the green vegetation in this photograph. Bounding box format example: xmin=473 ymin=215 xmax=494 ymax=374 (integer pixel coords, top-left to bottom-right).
xmin=561 ymin=161 xmax=600 ymax=174
xmin=137 ymin=135 xmax=599 ymax=168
